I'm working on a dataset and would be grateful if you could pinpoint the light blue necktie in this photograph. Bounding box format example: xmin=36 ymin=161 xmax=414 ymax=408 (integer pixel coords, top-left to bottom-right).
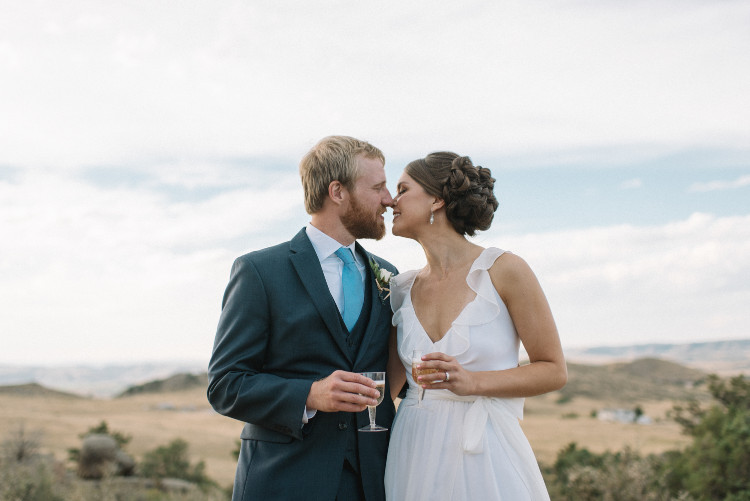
xmin=335 ymin=247 xmax=364 ymax=331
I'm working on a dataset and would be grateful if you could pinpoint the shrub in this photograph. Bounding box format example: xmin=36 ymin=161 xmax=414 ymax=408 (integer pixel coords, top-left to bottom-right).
xmin=0 ymin=457 xmax=66 ymax=501
xmin=140 ymin=438 xmax=215 ymax=488
xmin=547 ymin=444 xmax=691 ymax=501
xmin=667 ymin=374 xmax=750 ymax=499
xmin=1 ymin=423 xmax=41 ymax=463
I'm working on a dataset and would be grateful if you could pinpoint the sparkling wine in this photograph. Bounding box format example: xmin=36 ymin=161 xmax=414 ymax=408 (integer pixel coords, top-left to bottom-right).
xmin=412 ymin=366 xmax=439 ymax=381
xmin=373 ymin=382 xmax=385 ymax=406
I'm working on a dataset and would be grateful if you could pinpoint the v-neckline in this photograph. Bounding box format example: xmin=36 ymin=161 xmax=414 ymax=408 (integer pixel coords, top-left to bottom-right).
xmin=408 ymin=249 xmax=486 ymax=344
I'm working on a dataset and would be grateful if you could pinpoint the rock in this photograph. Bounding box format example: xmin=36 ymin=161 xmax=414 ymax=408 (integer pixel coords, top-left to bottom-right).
xmin=77 ymin=434 xmax=134 ymax=479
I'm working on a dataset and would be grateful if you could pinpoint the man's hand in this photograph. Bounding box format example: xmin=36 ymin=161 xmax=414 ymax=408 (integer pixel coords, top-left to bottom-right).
xmin=306 ymin=370 xmax=380 ymax=413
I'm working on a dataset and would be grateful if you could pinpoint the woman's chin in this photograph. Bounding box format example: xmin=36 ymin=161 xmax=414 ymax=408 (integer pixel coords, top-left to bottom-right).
xmin=390 ymin=225 xmax=411 ymax=238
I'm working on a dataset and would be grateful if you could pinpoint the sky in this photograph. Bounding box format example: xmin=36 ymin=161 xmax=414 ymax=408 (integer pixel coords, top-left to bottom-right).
xmin=1 ymin=0 xmax=749 ymax=366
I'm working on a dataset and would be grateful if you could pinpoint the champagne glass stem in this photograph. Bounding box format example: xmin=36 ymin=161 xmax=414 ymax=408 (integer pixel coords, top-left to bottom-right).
xmin=368 ymin=406 xmax=377 ymax=430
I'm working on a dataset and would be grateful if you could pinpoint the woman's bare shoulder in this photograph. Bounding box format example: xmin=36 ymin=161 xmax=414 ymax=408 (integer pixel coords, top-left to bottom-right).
xmin=489 ymin=250 xmax=531 ymax=275
xmin=488 ymin=251 xmax=541 ymax=294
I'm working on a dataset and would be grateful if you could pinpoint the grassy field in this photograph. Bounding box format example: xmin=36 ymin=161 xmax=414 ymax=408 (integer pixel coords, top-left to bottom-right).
xmin=522 ymin=393 xmax=691 ymax=465
xmin=0 ymin=382 xmax=696 ymax=489
xmin=0 ymin=386 xmax=243 ymax=488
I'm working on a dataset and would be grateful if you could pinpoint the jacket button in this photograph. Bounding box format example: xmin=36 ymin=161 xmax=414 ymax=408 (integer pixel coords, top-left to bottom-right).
xmin=338 ymin=423 xmax=348 ymax=430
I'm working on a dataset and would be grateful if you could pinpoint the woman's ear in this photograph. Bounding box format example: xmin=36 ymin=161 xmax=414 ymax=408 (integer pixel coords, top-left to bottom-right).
xmin=432 ymin=198 xmax=445 ymax=211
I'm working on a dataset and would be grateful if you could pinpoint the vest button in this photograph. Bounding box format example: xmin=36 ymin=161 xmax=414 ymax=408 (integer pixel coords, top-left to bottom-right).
xmin=338 ymin=423 xmax=348 ymax=431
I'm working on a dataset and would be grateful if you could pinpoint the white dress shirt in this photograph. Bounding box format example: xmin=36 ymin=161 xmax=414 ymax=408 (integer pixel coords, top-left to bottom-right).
xmin=301 ymin=223 xmax=367 ymax=423
xmin=305 ymin=223 xmax=367 ymax=315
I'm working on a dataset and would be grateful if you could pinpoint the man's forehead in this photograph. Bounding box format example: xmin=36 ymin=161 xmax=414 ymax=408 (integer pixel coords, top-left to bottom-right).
xmin=356 ymin=153 xmax=384 ymax=167
xmin=356 ymin=155 xmax=386 ymax=180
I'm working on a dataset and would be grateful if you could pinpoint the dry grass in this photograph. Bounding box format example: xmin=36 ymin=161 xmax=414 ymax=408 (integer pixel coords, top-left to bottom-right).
xmin=521 ymin=393 xmax=692 ymax=465
xmin=1 ymin=386 xmax=695 ymax=488
xmin=1 ymin=388 xmax=243 ymax=488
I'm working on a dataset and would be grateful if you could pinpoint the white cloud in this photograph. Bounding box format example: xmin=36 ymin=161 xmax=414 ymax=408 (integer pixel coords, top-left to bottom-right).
xmin=494 ymin=213 xmax=750 ymax=348
xmin=0 ymin=169 xmax=306 ymax=365
xmin=369 ymin=212 xmax=750 ymax=351
xmin=2 ymin=163 xmax=749 ymax=363
xmin=620 ymin=178 xmax=643 ymax=190
xmin=1 ymin=1 xmax=748 ymax=167
xmin=688 ymin=174 xmax=750 ymax=192
xmin=2 ymin=1 xmax=750 ymax=365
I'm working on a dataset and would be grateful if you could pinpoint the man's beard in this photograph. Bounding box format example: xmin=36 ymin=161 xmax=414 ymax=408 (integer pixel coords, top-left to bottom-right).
xmin=342 ymin=194 xmax=386 ymax=240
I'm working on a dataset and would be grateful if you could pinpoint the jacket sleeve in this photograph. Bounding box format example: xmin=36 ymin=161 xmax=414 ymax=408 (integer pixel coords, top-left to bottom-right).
xmin=206 ymin=256 xmax=313 ymax=440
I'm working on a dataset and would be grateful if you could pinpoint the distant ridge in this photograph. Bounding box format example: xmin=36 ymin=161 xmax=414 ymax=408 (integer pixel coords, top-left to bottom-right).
xmin=122 ymin=358 xmax=709 ymax=404
xmin=0 ymin=382 xmax=83 ymax=399
xmin=0 ymin=361 xmax=206 ymax=398
xmin=0 ymin=358 xmax=715 ymax=404
xmin=118 ymin=372 xmax=207 ymax=397
xmin=565 ymin=338 xmax=750 ymax=375
xmin=1 ymin=339 xmax=746 ymax=397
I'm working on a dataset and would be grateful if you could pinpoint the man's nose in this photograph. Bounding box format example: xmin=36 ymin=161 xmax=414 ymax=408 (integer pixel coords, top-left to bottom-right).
xmin=382 ymin=189 xmax=394 ymax=207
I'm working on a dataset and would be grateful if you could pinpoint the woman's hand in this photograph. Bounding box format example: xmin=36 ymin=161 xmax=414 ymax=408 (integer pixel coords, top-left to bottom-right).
xmin=415 ymin=352 xmax=475 ymax=396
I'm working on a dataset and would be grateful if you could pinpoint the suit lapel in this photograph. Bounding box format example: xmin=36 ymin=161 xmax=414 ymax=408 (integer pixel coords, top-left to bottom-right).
xmin=354 ymin=243 xmax=386 ymax=367
xmin=289 ymin=229 xmax=352 ymax=361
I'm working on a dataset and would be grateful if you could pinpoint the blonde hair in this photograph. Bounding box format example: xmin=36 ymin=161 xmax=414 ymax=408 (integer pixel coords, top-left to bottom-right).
xmin=299 ymin=136 xmax=385 ymax=214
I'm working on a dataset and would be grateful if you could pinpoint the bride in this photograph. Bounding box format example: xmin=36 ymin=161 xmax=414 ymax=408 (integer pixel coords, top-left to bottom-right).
xmin=384 ymin=152 xmax=567 ymax=500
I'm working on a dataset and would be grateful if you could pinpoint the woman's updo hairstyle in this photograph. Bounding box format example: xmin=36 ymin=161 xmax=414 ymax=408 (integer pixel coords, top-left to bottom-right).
xmin=404 ymin=152 xmax=499 ymax=236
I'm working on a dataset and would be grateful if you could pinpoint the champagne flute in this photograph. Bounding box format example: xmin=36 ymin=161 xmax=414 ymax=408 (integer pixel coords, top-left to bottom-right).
xmin=411 ymin=350 xmax=438 ymax=407
xmin=358 ymin=372 xmax=387 ymax=432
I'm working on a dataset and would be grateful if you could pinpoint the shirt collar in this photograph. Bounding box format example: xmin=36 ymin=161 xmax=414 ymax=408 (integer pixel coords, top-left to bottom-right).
xmin=305 ymin=223 xmax=358 ymax=263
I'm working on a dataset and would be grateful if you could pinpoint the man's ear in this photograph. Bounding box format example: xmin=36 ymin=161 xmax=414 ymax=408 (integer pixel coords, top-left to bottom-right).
xmin=328 ymin=180 xmax=348 ymax=206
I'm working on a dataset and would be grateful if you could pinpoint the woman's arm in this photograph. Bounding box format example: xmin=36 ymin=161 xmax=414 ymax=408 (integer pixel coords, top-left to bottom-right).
xmin=387 ymin=326 xmax=406 ymax=400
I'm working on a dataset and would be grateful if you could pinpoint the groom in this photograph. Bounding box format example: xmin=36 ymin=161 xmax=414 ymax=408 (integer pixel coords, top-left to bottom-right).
xmin=207 ymin=136 xmax=398 ymax=501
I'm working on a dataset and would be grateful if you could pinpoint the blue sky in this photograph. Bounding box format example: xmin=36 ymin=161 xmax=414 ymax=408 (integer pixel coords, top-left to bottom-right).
xmin=1 ymin=1 xmax=749 ymax=365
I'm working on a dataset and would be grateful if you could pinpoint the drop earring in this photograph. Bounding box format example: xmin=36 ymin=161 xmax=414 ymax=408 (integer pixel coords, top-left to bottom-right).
xmin=429 ymin=211 xmax=434 ymax=225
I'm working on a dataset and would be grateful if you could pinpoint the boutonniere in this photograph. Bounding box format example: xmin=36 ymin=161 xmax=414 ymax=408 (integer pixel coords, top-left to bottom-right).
xmin=369 ymin=259 xmax=392 ymax=302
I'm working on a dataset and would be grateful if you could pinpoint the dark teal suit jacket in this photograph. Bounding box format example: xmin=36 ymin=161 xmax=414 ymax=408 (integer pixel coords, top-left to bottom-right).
xmin=207 ymin=228 xmax=398 ymax=500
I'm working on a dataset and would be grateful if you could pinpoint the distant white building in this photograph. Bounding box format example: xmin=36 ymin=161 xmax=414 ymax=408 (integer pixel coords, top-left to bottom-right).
xmin=598 ymin=408 xmax=652 ymax=425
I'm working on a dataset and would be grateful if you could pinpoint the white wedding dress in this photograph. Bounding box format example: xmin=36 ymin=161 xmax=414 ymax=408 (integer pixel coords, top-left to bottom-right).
xmin=384 ymin=247 xmax=550 ymax=501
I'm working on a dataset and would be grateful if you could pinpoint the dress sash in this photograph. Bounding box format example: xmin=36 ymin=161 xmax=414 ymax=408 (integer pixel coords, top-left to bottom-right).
xmin=406 ymin=389 xmax=524 ymax=453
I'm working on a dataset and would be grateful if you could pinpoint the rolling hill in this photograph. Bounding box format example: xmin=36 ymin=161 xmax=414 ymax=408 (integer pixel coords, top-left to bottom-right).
xmin=0 ymin=382 xmax=84 ymax=399
xmin=117 ymin=372 xmax=208 ymax=397
xmin=565 ymin=338 xmax=750 ymax=375
xmin=110 ymin=357 xmax=711 ymax=404
xmin=554 ymin=357 xmax=708 ymax=403
xmin=3 ymin=338 xmax=746 ymax=398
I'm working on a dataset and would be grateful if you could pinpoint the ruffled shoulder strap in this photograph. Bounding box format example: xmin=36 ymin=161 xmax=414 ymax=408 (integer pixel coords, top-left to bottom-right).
xmin=466 ymin=247 xmax=508 ymax=317
xmin=472 ymin=247 xmax=508 ymax=273
xmin=389 ymin=268 xmax=419 ymax=314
